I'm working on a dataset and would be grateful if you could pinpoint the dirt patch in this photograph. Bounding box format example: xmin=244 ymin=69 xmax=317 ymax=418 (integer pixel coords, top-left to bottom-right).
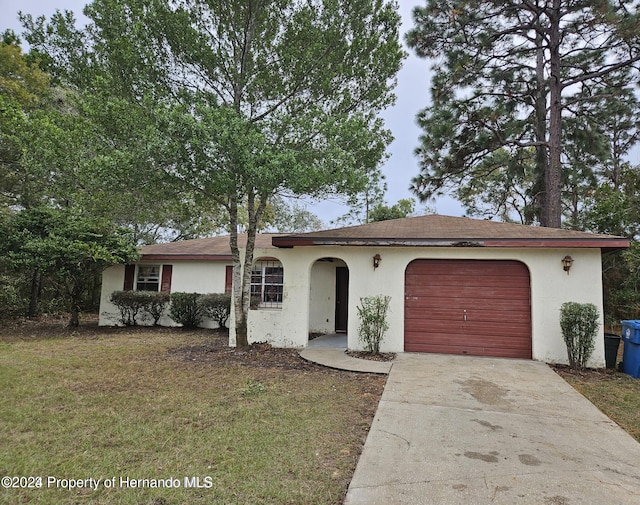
xmin=2 ymin=317 xmax=392 ymax=375
xmin=0 ymin=315 xmax=205 ymax=341
xmin=169 ymin=336 xmax=328 ymax=371
xmin=345 ymin=350 xmax=395 ymax=362
xmin=552 ymin=364 xmax=619 ymax=381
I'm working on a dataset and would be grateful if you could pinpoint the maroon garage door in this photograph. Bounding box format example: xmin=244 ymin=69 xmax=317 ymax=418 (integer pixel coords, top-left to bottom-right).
xmin=405 ymin=260 xmax=531 ymax=358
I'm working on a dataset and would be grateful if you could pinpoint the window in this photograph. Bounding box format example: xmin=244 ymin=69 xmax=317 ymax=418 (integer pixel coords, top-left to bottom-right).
xmin=251 ymin=260 xmax=283 ymax=308
xmin=137 ymin=265 xmax=160 ymax=291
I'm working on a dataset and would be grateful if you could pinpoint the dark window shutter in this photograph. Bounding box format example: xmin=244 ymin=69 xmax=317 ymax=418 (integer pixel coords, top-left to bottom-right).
xmin=160 ymin=265 xmax=173 ymax=293
xmin=124 ymin=265 xmax=135 ymax=291
xmin=225 ymin=265 xmax=233 ymax=294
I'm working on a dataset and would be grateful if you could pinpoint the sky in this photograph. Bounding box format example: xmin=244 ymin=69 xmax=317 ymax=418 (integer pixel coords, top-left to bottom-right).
xmin=1 ymin=0 xmax=466 ymax=224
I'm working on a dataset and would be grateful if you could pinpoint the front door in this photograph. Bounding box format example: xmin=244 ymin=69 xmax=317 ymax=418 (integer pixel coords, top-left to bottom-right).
xmin=335 ymin=267 xmax=349 ymax=333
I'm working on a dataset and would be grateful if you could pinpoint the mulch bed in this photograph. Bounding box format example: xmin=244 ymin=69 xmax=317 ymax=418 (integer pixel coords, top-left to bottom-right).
xmin=345 ymin=350 xmax=396 ymax=362
xmin=552 ymin=363 xmax=620 ymax=381
xmin=169 ymin=337 xmax=325 ymax=371
xmin=2 ymin=316 xmax=394 ymax=377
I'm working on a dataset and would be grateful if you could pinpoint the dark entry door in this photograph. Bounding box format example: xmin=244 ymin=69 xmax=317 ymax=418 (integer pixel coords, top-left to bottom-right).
xmin=335 ymin=267 xmax=349 ymax=333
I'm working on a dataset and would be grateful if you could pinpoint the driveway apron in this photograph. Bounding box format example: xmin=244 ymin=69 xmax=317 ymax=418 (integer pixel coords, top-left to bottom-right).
xmin=344 ymin=353 xmax=640 ymax=505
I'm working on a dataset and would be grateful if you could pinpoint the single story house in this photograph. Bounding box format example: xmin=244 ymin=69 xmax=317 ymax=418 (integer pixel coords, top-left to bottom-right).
xmin=99 ymin=214 xmax=629 ymax=366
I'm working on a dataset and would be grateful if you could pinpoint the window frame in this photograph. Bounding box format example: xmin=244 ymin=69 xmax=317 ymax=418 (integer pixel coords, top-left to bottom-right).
xmin=136 ymin=264 xmax=161 ymax=292
xmin=250 ymin=260 xmax=284 ymax=309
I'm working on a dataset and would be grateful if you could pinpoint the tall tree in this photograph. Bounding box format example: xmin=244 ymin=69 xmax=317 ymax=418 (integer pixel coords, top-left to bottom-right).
xmin=334 ymin=169 xmax=388 ymax=225
xmin=23 ymin=0 xmax=404 ymax=346
xmin=0 ymin=207 xmax=139 ymax=326
xmin=454 ymin=148 xmax=539 ymax=224
xmin=0 ymin=31 xmax=52 ymax=208
xmin=407 ymin=0 xmax=640 ymax=228
xmin=369 ymin=198 xmax=416 ymax=222
xmin=265 ymin=196 xmax=325 ymax=233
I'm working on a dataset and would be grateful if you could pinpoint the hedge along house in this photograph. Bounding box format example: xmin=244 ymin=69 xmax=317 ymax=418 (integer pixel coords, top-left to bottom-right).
xmin=99 ymin=234 xmax=280 ymax=328
xmin=99 ymin=215 xmax=629 ymax=366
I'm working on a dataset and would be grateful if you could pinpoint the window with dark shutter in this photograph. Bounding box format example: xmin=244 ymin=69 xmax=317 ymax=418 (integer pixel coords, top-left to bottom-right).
xmin=124 ymin=265 xmax=135 ymax=291
xmin=225 ymin=265 xmax=233 ymax=294
xmin=161 ymin=265 xmax=172 ymax=293
xmin=136 ymin=265 xmax=160 ymax=291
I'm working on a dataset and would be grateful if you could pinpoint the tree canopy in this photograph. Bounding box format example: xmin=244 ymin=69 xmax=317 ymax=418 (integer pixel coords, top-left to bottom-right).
xmin=407 ymin=0 xmax=640 ymax=228
xmin=21 ymin=0 xmax=404 ymax=345
xmin=0 ymin=207 xmax=139 ymax=326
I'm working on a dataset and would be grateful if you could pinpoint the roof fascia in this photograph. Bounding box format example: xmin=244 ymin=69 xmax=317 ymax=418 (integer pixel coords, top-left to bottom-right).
xmin=272 ymin=236 xmax=630 ymax=250
xmin=140 ymin=254 xmax=233 ymax=261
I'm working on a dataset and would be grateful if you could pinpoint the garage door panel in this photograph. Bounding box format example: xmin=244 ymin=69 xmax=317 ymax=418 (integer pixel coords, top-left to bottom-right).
xmin=405 ymin=305 xmax=531 ymax=321
xmin=404 ymin=340 xmax=531 ymax=358
xmin=404 ymin=319 xmax=531 ymax=337
xmin=409 ymin=282 xmax=529 ymax=299
xmin=406 ymin=273 xmax=529 ymax=288
xmin=404 ymin=260 xmax=531 ymax=358
xmin=406 ymin=260 xmax=528 ymax=277
xmin=405 ymin=299 xmax=531 ymax=314
xmin=405 ymin=331 xmax=532 ymax=350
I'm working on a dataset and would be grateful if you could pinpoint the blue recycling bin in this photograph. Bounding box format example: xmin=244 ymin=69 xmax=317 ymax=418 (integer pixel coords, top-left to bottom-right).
xmin=621 ymin=320 xmax=640 ymax=378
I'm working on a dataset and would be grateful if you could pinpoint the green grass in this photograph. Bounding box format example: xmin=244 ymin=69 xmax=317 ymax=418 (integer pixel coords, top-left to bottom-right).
xmin=0 ymin=324 xmax=385 ymax=505
xmin=555 ymin=339 xmax=640 ymax=443
xmin=558 ymin=368 xmax=640 ymax=442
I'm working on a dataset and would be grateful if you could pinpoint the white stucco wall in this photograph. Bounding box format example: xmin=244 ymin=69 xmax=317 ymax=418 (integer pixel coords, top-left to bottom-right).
xmin=99 ymin=264 xmax=127 ymax=326
xmin=238 ymin=244 xmax=606 ymax=366
xmin=99 ymin=261 xmax=231 ymax=328
xmin=101 ymin=244 xmax=608 ymax=366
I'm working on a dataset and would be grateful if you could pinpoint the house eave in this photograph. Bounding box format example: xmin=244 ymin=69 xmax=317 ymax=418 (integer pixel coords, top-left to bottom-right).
xmin=272 ymin=236 xmax=630 ymax=251
xmin=140 ymin=254 xmax=233 ymax=262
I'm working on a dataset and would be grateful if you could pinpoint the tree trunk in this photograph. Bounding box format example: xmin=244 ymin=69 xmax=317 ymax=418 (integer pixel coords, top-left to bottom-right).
xmin=28 ymin=269 xmax=41 ymax=318
xmin=229 ymin=192 xmax=249 ymax=348
xmin=544 ymin=0 xmax=563 ymax=228
xmin=230 ymin=188 xmax=268 ymax=350
xmin=533 ymin=22 xmax=549 ymax=226
xmin=68 ymin=307 xmax=80 ymax=327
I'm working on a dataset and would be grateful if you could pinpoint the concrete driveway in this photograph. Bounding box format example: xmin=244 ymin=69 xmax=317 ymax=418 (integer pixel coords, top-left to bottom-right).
xmin=344 ymin=353 xmax=640 ymax=505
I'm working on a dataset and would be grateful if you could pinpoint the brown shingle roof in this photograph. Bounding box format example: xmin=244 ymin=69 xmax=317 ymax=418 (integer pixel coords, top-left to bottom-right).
xmin=137 ymin=216 xmax=628 ymax=260
xmin=272 ymin=215 xmax=629 ymax=250
xmin=140 ymin=233 xmax=279 ymax=261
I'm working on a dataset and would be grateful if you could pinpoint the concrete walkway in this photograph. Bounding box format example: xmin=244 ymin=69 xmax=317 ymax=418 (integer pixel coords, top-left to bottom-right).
xmin=344 ymin=353 xmax=640 ymax=505
xmin=299 ymin=334 xmax=392 ymax=374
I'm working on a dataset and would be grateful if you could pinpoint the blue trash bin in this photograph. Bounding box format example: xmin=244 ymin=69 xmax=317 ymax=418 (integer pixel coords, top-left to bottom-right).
xmin=621 ymin=320 xmax=640 ymax=378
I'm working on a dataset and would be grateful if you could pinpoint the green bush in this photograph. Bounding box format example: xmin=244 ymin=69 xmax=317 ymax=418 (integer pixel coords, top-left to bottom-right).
xmin=110 ymin=291 xmax=147 ymax=326
xmin=0 ymin=276 xmax=25 ymax=320
xmin=139 ymin=291 xmax=170 ymax=325
xmin=169 ymin=292 xmax=204 ymax=328
xmin=109 ymin=291 xmax=170 ymax=326
xmin=560 ymin=302 xmax=600 ymax=370
xmin=356 ymin=295 xmax=391 ymax=354
xmin=200 ymin=293 xmax=231 ymax=328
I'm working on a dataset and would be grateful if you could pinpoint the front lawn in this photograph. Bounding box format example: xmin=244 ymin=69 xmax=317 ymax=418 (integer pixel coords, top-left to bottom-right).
xmin=0 ymin=320 xmax=385 ymax=505
xmin=555 ymin=366 xmax=640 ymax=442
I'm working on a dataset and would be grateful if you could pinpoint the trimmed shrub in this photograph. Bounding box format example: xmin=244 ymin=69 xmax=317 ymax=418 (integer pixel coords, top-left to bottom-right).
xmin=200 ymin=293 xmax=231 ymax=328
xmin=169 ymin=292 xmax=204 ymax=328
xmin=357 ymin=295 xmax=391 ymax=354
xmin=139 ymin=291 xmax=170 ymax=325
xmin=109 ymin=291 xmax=170 ymax=326
xmin=560 ymin=302 xmax=600 ymax=370
xmin=110 ymin=291 xmax=148 ymax=326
